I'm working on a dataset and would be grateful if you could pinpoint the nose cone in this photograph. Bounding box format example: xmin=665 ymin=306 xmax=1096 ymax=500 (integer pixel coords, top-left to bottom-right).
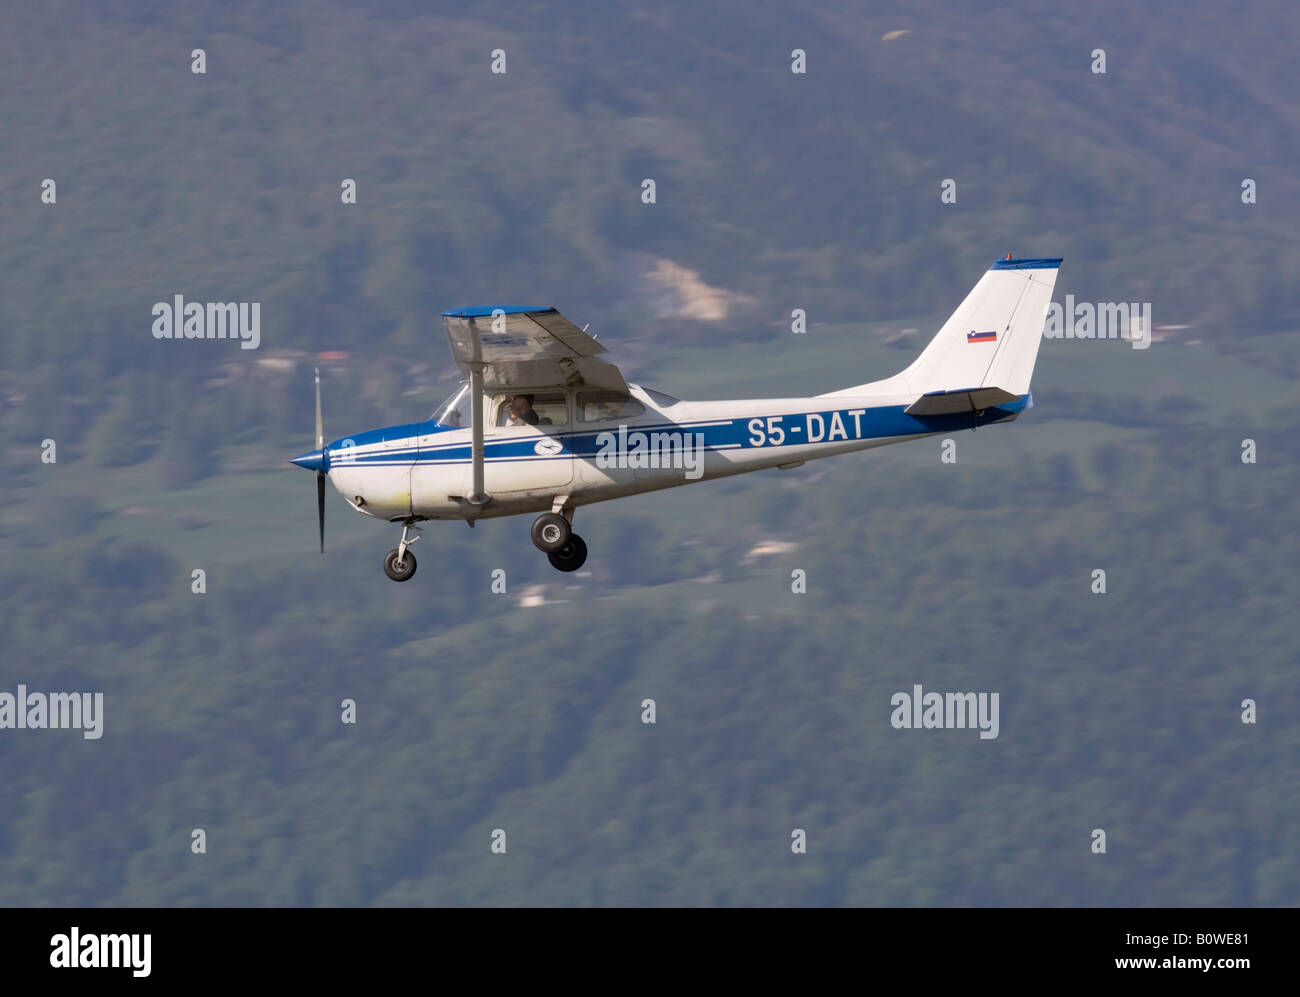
xmin=290 ymin=448 xmax=325 ymax=472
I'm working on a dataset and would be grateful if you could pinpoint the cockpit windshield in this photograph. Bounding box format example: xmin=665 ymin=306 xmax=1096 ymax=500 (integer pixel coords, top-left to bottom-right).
xmin=431 ymin=383 xmax=472 ymax=427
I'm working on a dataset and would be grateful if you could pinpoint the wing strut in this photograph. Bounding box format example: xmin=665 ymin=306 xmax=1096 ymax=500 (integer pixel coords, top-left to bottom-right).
xmin=467 ymin=323 xmax=490 ymax=509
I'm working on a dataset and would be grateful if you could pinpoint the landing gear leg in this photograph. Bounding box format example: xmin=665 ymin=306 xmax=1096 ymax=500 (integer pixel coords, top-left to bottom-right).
xmin=384 ymin=522 xmax=421 ymax=582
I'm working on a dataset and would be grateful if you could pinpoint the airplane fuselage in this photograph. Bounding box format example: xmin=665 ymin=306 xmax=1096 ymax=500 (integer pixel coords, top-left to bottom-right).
xmin=321 ymin=385 xmax=1028 ymax=523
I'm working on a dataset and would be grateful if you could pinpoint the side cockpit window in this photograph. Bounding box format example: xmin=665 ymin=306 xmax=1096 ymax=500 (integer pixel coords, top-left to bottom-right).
xmin=495 ymin=392 xmax=567 ymax=428
xmin=578 ymin=391 xmax=645 ymax=424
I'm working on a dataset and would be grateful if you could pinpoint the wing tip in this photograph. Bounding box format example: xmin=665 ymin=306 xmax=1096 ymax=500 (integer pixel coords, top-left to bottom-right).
xmin=441 ymin=305 xmax=554 ymax=318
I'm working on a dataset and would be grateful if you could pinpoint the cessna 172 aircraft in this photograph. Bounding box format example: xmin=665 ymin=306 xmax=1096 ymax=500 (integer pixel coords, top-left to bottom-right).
xmin=290 ymin=256 xmax=1060 ymax=579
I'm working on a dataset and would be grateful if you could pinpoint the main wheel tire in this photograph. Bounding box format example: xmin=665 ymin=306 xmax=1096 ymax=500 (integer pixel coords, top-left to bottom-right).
xmin=531 ymin=512 xmax=572 ymax=553
xmin=383 ymin=548 xmax=418 ymax=582
xmin=547 ymin=533 xmax=587 ymax=572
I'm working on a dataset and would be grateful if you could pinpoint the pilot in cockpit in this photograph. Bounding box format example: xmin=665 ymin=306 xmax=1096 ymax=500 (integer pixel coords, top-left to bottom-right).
xmin=507 ymin=394 xmax=540 ymax=427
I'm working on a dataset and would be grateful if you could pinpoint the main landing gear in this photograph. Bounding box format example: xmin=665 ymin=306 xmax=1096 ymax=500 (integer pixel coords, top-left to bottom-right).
xmin=531 ymin=511 xmax=588 ymax=573
xmin=383 ymin=522 xmax=420 ymax=582
xmin=381 ymin=512 xmax=588 ymax=580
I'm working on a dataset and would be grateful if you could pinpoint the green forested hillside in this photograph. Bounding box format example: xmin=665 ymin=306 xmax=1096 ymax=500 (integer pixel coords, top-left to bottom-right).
xmin=3 ymin=324 xmax=1298 ymax=905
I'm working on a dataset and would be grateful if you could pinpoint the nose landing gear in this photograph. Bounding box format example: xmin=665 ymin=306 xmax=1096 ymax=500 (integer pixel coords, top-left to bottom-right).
xmin=383 ymin=522 xmax=421 ymax=582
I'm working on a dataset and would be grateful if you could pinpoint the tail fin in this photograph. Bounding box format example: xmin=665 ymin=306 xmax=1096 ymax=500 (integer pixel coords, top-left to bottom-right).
xmin=899 ymin=257 xmax=1060 ymax=398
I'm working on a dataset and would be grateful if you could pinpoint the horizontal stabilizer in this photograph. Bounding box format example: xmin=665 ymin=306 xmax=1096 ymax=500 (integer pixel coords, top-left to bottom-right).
xmin=905 ymin=386 xmax=1019 ymax=416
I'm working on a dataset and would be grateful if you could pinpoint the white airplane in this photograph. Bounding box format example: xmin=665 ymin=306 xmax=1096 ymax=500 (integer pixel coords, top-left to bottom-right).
xmin=291 ymin=255 xmax=1060 ymax=579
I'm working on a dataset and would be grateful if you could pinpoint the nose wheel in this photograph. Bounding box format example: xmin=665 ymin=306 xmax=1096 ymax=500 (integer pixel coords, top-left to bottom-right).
xmin=384 ymin=548 xmax=418 ymax=582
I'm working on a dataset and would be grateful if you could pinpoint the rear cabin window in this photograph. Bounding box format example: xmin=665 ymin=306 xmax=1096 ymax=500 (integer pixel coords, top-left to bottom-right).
xmin=578 ymin=391 xmax=645 ymax=423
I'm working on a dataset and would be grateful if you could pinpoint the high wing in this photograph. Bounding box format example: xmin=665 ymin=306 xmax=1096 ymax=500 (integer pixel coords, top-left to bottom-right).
xmin=441 ymin=306 xmax=628 ymax=393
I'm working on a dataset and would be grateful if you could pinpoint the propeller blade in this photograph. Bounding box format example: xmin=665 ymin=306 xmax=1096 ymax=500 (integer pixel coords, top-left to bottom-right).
xmin=315 ymin=368 xmax=325 ymax=552
xmin=317 ymin=470 xmax=325 ymax=553
xmin=314 ymin=366 xmax=323 ymax=450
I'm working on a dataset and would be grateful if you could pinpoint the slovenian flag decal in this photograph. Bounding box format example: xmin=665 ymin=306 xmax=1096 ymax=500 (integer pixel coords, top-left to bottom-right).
xmin=967 ymin=330 xmax=997 ymax=344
